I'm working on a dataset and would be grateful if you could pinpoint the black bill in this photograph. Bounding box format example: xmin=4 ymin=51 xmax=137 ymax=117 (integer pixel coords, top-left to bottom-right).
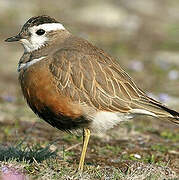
xmin=5 ymin=34 xmax=21 ymax=42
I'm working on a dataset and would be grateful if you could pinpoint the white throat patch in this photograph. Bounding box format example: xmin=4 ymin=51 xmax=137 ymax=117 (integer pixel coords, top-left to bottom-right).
xmin=18 ymin=56 xmax=46 ymax=72
xmin=20 ymin=23 xmax=65 ymax=52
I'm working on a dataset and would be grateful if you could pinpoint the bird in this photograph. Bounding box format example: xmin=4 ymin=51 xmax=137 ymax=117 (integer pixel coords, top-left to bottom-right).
xmin=5 ymin=15 xmax=179 ymax=171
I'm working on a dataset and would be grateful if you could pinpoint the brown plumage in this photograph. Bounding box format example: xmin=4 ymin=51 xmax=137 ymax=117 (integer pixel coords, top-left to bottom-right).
xmin=5 ymin=15 xmax=179 ymax=171
xmin=18 ymin=35 xmax=179 ymax=130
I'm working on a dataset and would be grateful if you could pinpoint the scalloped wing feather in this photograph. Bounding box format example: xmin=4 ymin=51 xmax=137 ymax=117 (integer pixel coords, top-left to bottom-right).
xmin=49 ymin=45 xmax=179 ymax=124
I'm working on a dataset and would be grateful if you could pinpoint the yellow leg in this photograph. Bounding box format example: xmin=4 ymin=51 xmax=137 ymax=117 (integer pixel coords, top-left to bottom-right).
xmin=78 ymin=128 xmax=91 ymax=171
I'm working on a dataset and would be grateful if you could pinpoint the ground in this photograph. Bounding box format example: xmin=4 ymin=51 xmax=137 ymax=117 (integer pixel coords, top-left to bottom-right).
xmin=0 ymin=95 xmax=178 ymax=179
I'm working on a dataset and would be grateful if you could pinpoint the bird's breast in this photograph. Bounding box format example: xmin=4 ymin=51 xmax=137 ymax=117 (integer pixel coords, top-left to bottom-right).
xmin=18 ymin=61 xmax=88 ymax=131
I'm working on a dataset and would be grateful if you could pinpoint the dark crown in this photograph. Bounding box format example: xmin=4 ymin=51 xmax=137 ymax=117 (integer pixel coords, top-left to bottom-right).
xmin=21 ymin=15 xmax=59 ymax=31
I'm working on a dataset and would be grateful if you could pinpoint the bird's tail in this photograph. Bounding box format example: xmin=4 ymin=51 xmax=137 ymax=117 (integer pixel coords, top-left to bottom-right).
xmin=149 ymin=100 xmax=179 ymax=124
xmin=130 ymin=96 xmax=179 ymax=124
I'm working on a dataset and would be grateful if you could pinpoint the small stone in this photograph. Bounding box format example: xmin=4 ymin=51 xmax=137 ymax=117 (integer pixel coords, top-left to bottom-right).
xmin=134 ymin=154 xmax=141 ymax=159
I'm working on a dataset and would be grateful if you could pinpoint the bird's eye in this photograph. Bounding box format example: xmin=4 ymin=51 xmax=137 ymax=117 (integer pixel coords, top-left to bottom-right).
xmin=36 ymin=29 xmax=45 ymax=35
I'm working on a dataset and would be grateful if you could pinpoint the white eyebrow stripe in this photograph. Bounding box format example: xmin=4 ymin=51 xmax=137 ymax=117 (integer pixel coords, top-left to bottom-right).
xmin=18 ymin=56 xmax=46 ymax=72
xmin=30 ymin=23 xmax=65 ymax=32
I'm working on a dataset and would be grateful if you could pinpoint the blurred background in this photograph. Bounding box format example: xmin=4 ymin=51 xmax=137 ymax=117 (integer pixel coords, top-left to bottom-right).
xmin=0 ymin=0 xmax=179 ymax=179
xmin=1 ymin=0 xmax=179 ymax=108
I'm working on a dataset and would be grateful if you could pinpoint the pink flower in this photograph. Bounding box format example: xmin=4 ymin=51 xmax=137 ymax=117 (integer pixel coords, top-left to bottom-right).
xmin=1 ymin=166 xmax=27 ymax=180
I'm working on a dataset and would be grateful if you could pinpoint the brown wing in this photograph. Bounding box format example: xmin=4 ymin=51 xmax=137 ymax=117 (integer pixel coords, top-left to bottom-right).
xmin=49 ymin=47 xmax=179 ymax=119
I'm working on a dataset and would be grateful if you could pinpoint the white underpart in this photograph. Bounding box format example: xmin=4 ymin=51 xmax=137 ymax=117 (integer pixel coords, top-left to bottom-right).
xmin=90 ymin=108 xmax=158 ymax=133
xmin=20 ymin=23 xmax=65 ymax=52
xmin=90 ymin=111 xmax=133 ymax=133
xmin=18 ymin=56 xmax=46 ymax=71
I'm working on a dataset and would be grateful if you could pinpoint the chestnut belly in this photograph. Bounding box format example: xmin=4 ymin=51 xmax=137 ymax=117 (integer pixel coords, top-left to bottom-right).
xmin=28 ymin=101 xmax=89 ymax=131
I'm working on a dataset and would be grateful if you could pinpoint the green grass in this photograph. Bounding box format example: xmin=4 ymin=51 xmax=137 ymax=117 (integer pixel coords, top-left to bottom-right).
xmin=0 ymin=141 xmax=57 ymax=163
xmin=160 ymin=131 xmax=179 ymax=142
xmin=2 ymin=159 xmax=177 ymax=180
xmin=0 ymin=127 xmax=178 ymax=179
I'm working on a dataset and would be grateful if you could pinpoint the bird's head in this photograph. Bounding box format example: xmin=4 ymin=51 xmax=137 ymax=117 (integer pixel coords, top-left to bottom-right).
xmin=5 ymin=15 xmax=68 ymax=52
